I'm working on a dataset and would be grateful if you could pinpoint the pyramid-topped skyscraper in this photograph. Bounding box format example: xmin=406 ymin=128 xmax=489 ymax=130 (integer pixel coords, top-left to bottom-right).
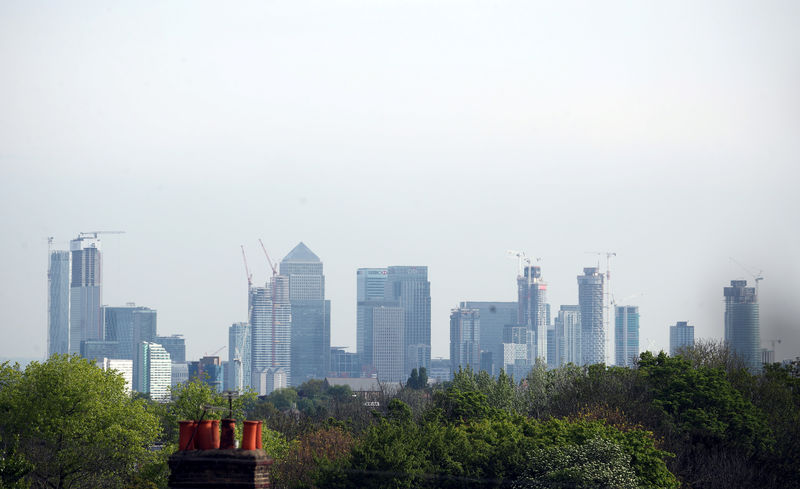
xmin=280 ymin=242 xmax=330 ymax=385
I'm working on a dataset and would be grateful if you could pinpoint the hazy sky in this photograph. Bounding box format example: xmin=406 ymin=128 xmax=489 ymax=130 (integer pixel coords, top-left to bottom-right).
xmin=1 ymin=1 xmax=798 ymax=363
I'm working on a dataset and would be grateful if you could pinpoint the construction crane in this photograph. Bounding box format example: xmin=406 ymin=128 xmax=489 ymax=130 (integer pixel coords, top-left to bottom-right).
xmin=507 ymin=250 xmax=527 ymax=276
xmin=204 ymin=346 xmax=226 ymax=357
xmin=612 ymin=292 xmax=643 ymax=307
xmin=729 ymin=257 xmax=764 ymax=293
xmin=258 ymin=239 xmax=280 ymax=368
xmin=241 ymin=245 xmax=253 ymax=289
xmin=258 ymin=239 xmax=278 ymax=277
xmin=79 ymin=230 xmax=125 ymax=238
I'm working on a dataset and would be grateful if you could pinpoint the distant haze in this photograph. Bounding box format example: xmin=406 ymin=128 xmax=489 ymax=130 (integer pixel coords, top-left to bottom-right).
xmin=1 ymin=1 xmax=798 ymax=362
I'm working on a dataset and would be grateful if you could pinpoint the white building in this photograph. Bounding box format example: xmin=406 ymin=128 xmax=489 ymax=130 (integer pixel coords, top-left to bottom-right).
xmin=255 ymin=367 xmax=288 ymax=395
xmin=137 ymin=342 xmax=172 ymax=402
xmin=96 ymin=358 xmax=133 ymax=394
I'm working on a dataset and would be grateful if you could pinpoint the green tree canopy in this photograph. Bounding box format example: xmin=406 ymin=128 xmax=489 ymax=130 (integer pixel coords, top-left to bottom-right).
xmin=0 ymin=355 xmax=161 ymax=489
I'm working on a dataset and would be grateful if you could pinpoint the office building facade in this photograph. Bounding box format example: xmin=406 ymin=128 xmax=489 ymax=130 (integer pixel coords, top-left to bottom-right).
xmin=614 ymin=306 xmax=639 ymax=366
xmin=69 ymin=234 xmax=103 ymax=354
xmin=104 ymin=304 xmax=157 ymax=389
xmin=155 ymin=335 xmax=186 ymax=363
xmin=372 ymin=306 xmax=405 ymax=382
xmin=578 ymin=267 xmax=604 ymax=365
xmin=329 ymin=347 xmax=361 ymax=378
xmin=450 ymin=307 xmax=480 ymax=376
xmin=48 ymin=250 xmax=71 ymax=356
xmin=356 ymin=268 xmax=389 ymax=372
xmin=460 ymin=301 xmax=517 ymax=377
xmin=386 ymin=266 xmax=431 ymax=376
xmin=669 ymin=321 xmax=695 ymax=356
xmin=280 ymin=243 xmax=331 ymax=386
xmin=724 ymin=280 xmax=760 ymax=371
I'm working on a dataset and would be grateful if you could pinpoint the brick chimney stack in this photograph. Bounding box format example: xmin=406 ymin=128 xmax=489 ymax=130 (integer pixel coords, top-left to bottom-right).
xmin=168 ymin=449 xmax=272 ymax=489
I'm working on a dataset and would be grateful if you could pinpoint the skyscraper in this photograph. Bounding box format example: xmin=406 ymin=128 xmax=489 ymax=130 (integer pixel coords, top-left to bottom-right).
xmin=250 ymin=275 xmax=291 ymax=393
xmin=228 ymin=322 xmax=251 ymax=392
xmin=724 ymin=280 xmax=760 ymax=371
xmin=372 ymin=306 xmax=405 ymax=382
xmin=48 ymin=250 xmax=70 ymax=356
xmin=385 ymin=266 xmax=431 ymax=376
xmin=518 ymin=265 xmax=548 ymax=364
xmin=357 ymin=268 xmax=389 ymax=372
xmin=137 ymin=342 xmax=172 ymax=402
xmin=614 ymin=305 xmax=639 ymax=366
xmin=669 ymin=321 xmax=695 ymax=356
xmin=449 ymin=307 xmax=480 ymax=376
xmin=69 ymin=234 xmax=103 ymax=355
xmin=104 ymin=304 xmax=157 ymax=389
xmin=280 ymin=242 xmax=331 ymax=385
xmin=554 ymin=305 xmax=581 ymax=366
xmin=460 ymin=301 xmax=517 ymax=377
xmin=578 ymin=267 xmax=604 ymax=365
xmin=155 ymin=334 xmax=186 ymax=363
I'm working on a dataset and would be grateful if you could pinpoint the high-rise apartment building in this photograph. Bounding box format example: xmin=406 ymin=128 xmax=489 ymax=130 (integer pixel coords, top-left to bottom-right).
xmin=554 ymin=305 xmax=581 ymax=366
xmin=460 ymin=301 xmax=517 ymax=377
xmin=228 ymin=322 xmax=251 ymax=392
xmin=69 ymin=234 xmax=103 ymax=355
xmin=449 ymin=307 xmax=480 ymax=376
xmin=518 ymin=265 xmax=548 ymax=364
xmin=724 ymin=280 xmax=760 ymax=371
xmin=280 ymin=243 xmax=331 ymax=386
xmin=250 ymin=275 xmax=291 ymax=393
xmin=385 ymin=266 xmax=431 ymax=376
xmin=48 ymin=250 xmax=71 ymax=356
xmin=357 ymin=268 xmax=389 ymax=372
xmin=372 ymin=306 xmax=405 ymax=382
xmin=669 ymin=321 xmax=695 ymax=356
xmin=137 ymin=342 xmax=172 ymax=402
xmin=578 ymin=267 xmax=604 ymax=365
xmin=614 ymin=306 xmax=639 ymax=367
xmin=103 ymin=304 xmax=157 ymax=389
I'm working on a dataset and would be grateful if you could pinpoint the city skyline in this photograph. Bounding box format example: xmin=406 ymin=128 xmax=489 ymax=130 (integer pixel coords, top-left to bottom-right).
xmin=1 ymin=1 xmax=798 ymax=364
xmin=21 ymin=235 xmax=800 ymax=368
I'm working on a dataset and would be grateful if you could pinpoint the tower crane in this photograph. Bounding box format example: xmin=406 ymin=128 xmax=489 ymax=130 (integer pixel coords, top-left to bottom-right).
xmin=258 ymin=239 xmax=278 ymax=277
xmin=507 ymin=250 xmax=527 ymax=276
xmin=729 ymin=257 xmax=764 ymax=293
xmin=204 ymin=346 xmax=226 ymax=357
xmin=79 ymin=230 xmax=126 ymax=238
xmin=241 ymin=245 xmax=253 ymax=289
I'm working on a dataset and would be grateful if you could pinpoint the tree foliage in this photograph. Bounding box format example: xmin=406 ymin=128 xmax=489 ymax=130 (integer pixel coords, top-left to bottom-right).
xmin=0 ymin=355 xmax=161 ymax=489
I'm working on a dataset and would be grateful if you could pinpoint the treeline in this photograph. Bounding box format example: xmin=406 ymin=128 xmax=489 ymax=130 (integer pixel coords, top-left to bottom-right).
xmin=1 ymin=344 xmax=798 ymax=488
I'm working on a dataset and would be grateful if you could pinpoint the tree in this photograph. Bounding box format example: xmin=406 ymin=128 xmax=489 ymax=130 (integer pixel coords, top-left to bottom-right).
xmin=0 ymin=355 xmax=161 ymax=489
xmin=513 ymin=437 xmax=639 ymax=489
